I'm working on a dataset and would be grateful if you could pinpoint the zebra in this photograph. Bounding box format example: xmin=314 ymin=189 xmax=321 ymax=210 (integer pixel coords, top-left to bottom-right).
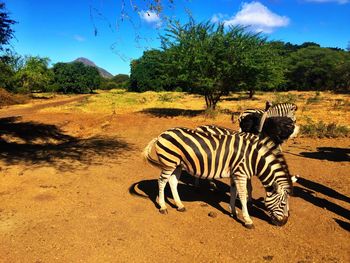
xmin=195 ymin=124 xmax=298 ymax=195
xmin=194 ymin=125 xmax=253 ymax=203
xmin=234 ymin=101 xmax=272 ymax=125
xmin=238 ymin=102 xmax=299 ymax=145
xmin=143 ymin=127 xmax=293 ymax=228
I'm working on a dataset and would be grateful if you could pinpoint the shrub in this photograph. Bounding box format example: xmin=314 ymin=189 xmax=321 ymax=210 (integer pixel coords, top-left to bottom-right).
xmin=272 ymin=93 xmax=298 ymax=104
xmin=0 ymin=88 xmax=28 ymax=107
xmin=300 ymin=118 xmax=349 ymax=138
xmin=306 ymin=91 xmax=322 ymax=104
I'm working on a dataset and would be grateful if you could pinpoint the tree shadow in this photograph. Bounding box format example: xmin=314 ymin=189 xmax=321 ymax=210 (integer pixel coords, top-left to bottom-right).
xmin=129 ymin=172 xmax=270 ymax=226
xmin=0 ymin=116 xmax=133 ymax=171
xmin=294 ymin=177 xmax=350 ymax=232
xmin=299 ymin=147 xmax=350 ymax=162
xmin=297 ymin=177 xmax=350 ymax=203
xmin=139 ymin=108 xmax=204 ymax=118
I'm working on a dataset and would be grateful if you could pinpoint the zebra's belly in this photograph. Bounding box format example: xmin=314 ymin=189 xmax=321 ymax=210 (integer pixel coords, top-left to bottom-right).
xmin=181 ymin=163 xmax=231 ymax=179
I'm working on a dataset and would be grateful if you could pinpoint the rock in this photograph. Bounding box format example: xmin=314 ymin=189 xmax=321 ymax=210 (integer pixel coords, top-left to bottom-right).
xmin=208 ymin=211 xmax=217 ymax=218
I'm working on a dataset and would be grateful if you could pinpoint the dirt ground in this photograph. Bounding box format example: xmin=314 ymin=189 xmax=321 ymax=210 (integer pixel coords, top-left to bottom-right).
xmin=0 ymin=96 xmax=349 ymax=263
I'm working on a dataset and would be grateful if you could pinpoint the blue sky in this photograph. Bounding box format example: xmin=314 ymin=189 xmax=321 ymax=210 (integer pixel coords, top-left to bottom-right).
xmin=4 ymin=0 xmax=350 ymax=75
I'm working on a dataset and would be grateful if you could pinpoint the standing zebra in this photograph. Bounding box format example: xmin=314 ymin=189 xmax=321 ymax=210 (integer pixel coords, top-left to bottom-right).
xmin=238 ymin=103 xmax=299 ymax=145
xmin=143 ymin=127 xmax=293 ymax=228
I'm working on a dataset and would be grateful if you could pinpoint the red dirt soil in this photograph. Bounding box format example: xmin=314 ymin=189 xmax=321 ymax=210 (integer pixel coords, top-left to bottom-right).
xmin=0 ymin=97 xmax=349 ymax=263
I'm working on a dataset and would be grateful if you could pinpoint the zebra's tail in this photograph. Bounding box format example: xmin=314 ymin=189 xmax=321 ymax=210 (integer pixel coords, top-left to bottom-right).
xmin=142 ymin=138 xmax=163 ymax=169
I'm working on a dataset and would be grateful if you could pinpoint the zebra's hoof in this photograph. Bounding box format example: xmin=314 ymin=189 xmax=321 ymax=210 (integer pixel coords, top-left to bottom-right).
xmin=177 ymin=207 xmax=186 ymax=212
xmin=159 ymin=208 xmax=168 ymax=214
xmin=244 ymin=223 xmax=255 ymax=229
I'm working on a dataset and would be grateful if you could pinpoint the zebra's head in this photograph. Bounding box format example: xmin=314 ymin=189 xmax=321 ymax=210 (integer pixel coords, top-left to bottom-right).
xmin=265 ymin=182 xmax=292 ymax=226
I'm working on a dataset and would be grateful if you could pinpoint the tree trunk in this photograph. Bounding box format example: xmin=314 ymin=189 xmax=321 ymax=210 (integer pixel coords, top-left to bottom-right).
xmin=249 ymin=89 xmax=255 ymax=99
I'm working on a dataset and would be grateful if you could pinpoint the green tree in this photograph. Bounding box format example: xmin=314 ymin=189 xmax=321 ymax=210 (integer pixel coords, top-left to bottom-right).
xmin=161 ymin=20 xmax=283 ymax=108
xmin=15 ymin=56 xmax=53 ymax=93
xmin=52 ymin=62 xmax=101 ymax=94
xmin=286 ymin=46 xmax=344 ymax=91
xmin=129 ymin=49 xmax=171 ymax=92
xmin=112 ymin=74 xmax=129 ymax=83
xmin=0 ymin=2 xmax=16 ymax=52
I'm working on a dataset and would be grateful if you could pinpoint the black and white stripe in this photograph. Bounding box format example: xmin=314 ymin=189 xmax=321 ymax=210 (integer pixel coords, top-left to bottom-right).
xmin=143 ymin=127 xmax=292 ymax=228
xmin=265 ymin=103 xmax=298 ymax=122
xmin=238 ymin=103 xmax=299 ymax=145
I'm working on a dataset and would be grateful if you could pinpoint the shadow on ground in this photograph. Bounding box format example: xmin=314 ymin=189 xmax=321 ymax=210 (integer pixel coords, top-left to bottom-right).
xmin=131 ymin=173 xmax=350 ymax=230
xmin=294 ymin=176 xmax=350 ymax=231
xmin=0 ymin=116 xmax=133 ymax=171
xmin=140 ymin=108 xmax=204 ymax=118
xmin=299 ymin=147 xmax=350 ymax=162
xmin=129 ymin=173 xmax=270 ymax=227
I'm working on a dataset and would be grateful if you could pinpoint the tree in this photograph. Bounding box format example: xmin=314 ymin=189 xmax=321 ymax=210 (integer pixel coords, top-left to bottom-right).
xmin=129 ymin=49 xmax=171 ymax=92
xmin=161 ymin=20 xmax=283 ymax=108
xmin=0 ymin=2 xmax=16 ymax=52
xmin=15 ymin=56 xmax=53 ymax=93
xmin=112 ymin=74 xmax=129 ymax=84
xmin=286 ymin=46 xmax=344 ymax=91
xmin=52 ymin=62 xmax=101 ymax=94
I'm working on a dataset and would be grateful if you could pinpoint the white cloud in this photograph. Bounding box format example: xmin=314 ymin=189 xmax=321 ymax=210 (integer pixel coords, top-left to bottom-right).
xmin=305 ymin=0 xmax=349 ymax=4
xmin=139 ymin=10 xmax=162 ymax=27
xmin=211 ymin=13 xmax=228 ymax=23
xmin=74 ymin=35 xmax=86 ymax=42
xmin=220 ymin=1 xmax=290 ymax=33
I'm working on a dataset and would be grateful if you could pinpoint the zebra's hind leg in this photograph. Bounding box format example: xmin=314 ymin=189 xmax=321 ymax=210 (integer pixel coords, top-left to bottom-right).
xmin=234 ymin=175 xmax=254 ymax=229
xmin=229 ymin=179 xmax=239 ymax=218
xmin=158 ymin=169 xmax=174 ymax=214
xmin=168 ymin=166 xmax=186 ymax=212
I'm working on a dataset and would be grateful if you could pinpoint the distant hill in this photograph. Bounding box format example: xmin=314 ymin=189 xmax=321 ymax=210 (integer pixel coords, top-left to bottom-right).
xmin=73 ymin=57 xmax=113 ymax=79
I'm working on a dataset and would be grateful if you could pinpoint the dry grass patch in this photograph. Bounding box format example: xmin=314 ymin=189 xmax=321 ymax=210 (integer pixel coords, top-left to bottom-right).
xmin=38 ymin=89 xmax=349 ymax=128
xmin=0 ymin=88 xmax=29 ymax=107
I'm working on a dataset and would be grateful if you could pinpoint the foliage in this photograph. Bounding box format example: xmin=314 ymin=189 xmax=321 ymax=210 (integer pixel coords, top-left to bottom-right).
xmin=286 ymin=46 xmax=350 ymax=92
xmin=0 ymin=2 xmax=16 ymax=52
xmin=112 ymin=74 xmax=129 ymax=83
xmin=129 ymin=49 xmax=173 ymax=92
xmin=272 ymin=93 xmax=298 ymax=104
xmin=15 ymin=56 xmax=53 ymax=93
xmin=100 ymin=74 xmax=129 ymax=90
xmin=52 ymin=62 xmax=101 ymax=94
xmin=130 ymin=19 xmax=284 ymax=109
xmin=300 ymin=118 xmax=349 ymax=138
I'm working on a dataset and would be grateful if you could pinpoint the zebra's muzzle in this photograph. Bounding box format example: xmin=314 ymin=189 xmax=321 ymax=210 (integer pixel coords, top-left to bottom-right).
xmin=271 ymin=215 xmax=289 ymax=226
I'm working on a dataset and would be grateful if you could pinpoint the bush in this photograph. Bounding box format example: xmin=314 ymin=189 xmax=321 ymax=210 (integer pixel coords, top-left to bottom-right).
xmin=272 ymin=93 xmax=298 ymax=104
xmin=52 ymin=62 xmax=101 ymax=94
xmin=306 ymin=91 xmax=322 ymax=104
xmin=0 ymin=88 xmax=28 ymax=107
xmin=300 ymin=118 xmax=349 ymax=138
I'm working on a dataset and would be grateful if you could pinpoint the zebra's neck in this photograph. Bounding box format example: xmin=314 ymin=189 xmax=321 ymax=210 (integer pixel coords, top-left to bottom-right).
xmin=253 ymin=138 xmax=291 ymax=191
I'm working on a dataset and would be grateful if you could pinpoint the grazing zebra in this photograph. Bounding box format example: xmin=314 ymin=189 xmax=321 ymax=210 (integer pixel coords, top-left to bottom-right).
xmin=195 ymin=125 xmax=253 ymax=202
xmin=143 ymin=127 xmax=293 ymax=228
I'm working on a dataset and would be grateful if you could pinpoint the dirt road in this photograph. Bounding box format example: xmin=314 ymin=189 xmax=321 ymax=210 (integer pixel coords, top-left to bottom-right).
xmin=0 ymin=97 xmax=349 ymax=262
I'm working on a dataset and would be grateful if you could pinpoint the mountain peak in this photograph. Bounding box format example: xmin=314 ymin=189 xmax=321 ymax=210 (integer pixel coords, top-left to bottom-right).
xmin=73 ymin=57 xmax=113 ymax=79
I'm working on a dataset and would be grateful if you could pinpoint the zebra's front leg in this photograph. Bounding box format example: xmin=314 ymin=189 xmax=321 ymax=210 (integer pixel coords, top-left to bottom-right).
xmin=168 ymin=167 xmax=186 ymax=212
xmin=234 ymin=176 xmax=254 ymax=229
xmin=247 ymin=179 xmax=253 ymax=204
